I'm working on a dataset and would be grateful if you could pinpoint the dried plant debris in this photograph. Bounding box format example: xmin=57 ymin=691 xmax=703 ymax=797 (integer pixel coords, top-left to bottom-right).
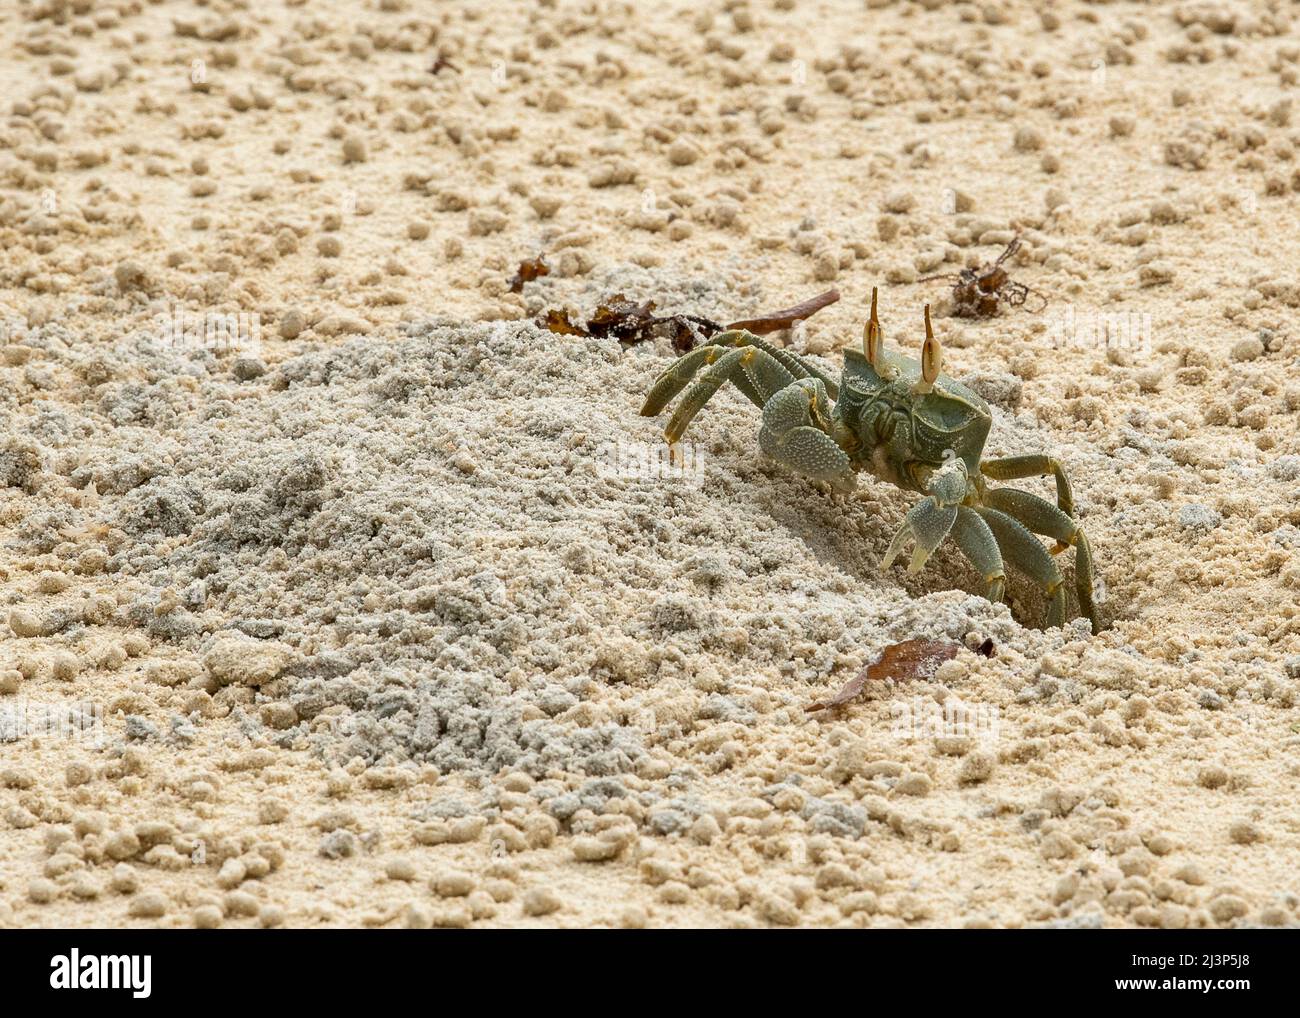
xmin=540 ymin=295 xmax=710 ymax=351
xmin=807 ymin=638 xmax=962 ymax=713
xmin=585 ymin=295 xmax=664 ymax=339
xmin=540 ymin=295 xmax=718 ymax=352
xmin=540 ymin=308 xmax=591 ymax=337
xmin=539 ymin=288 xmax=841 ymax=354
xmin=919 ymin=238 xmax=1047 ymax=319
xmin=724 ymin=289 xmax=841 ymax=336
xmin=507 ymin=256 xmax=549 ymax=293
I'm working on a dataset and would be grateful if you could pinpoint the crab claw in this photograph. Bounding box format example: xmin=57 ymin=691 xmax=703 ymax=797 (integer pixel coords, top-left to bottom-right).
xmin=882 ymin=497 xmax=959 ymax=574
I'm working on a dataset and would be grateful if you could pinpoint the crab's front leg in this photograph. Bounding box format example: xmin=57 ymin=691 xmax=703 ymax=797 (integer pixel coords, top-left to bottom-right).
xmin=881 ymin=457 xmax=970 ymax=574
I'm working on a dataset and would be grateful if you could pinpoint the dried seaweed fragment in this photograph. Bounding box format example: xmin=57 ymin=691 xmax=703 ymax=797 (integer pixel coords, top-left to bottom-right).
xmin=585 ymin=296 xmax=660 ymax=340
xmin=540 ymin=309 xmax=588 ymax=336
xmin=538 ymin=288 xmax=841 ymax=354
xmin=806 ymin=638 xmax=961 ymax=713
xmin=538 ymin=293 xmax=720 ymax=352
xmin=508 ymin=257 xmax=549 ymax=293
xmin=919 ymin=238 xmax=1047 ymax=319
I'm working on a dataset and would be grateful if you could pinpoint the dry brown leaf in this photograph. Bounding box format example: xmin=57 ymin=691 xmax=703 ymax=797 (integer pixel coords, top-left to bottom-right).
xmin=585 ymin=295 xmax=659 ymax=339
xmin=806 ymin=638 xmax=962 ymax=713
xmin=538 ymin=293 xmax=719 ymax=352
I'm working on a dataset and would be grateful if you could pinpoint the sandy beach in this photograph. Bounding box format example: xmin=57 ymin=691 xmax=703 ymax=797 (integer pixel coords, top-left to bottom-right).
xmin=1 ymin=0 xmax=1299 ymax=928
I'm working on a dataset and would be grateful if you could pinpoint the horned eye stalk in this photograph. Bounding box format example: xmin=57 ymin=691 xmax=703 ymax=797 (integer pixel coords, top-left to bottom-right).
xmin=862 ymin=286 xmax=883 ymax=368
xmin=916 ymin=304 xmax=942 ymax=394
xmin=862 ymin=288 xmax=942 ymax=392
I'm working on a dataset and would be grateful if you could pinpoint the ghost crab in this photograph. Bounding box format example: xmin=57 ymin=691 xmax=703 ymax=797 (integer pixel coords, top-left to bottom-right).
xmin=640 ymin=288 xmax=1101 ymax=634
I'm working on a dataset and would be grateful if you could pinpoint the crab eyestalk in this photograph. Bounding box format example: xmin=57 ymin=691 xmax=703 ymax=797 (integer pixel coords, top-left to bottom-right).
xmin=914 ymin=304 xmax=941 ymax=395
xmin=862 ymin=286 xmax=883 ymax=368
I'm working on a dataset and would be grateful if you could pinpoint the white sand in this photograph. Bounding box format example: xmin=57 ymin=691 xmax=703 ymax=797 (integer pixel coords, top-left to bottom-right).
xmin=1 ymin=0 xmax=1298 ymax=928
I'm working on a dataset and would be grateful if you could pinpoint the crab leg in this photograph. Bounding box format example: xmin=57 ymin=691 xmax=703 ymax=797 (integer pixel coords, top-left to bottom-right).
xmin=951 ymin=505 xmax=1006 ymax=604
xmin=640 ymin=330 xmax=840 ymax=425
xmin=983 ymin=488 xmax=1099 ymax=633
xmin=709 ymin=330 xmax=840 ymax=399
xmin=1072 ymin=529 xmax=1098 ymax=634
xmin=661 ymin=347 xmax=800 ymax=442
xmin=758 ymin=378 xmax=855 ymax=492
xmin=980 ymin=454 xmax=1076 ymax=518
xmin=881 ymin=458 xmax=969 ymax=573
xmin=883 ymin=498 xmax=957 ymax=573
xmin=640 ymin=344 xmax=762 ymax=417
xmin=641 ymin=336 xmax=855 ymax=489
xmin=973 ymin=506 xmax=1067 ymax=629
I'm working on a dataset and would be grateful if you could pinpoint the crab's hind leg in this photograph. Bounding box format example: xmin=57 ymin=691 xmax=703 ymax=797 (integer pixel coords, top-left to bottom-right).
xmin=983 ymin=488 xmax=1099 ymax=634
xmin=974 ymin=506 xmax=1067 ymax=629
xmin=758 ymin=378 xmax=855 ymax=492
xmin=951 ymin=505 xmax=1006 ymax=604
xmin=710 ymin=330 xmax=840 ymax=399
xmin=640 ymin=326 xmax=824 ymax=418
xmin=640 ymin=344 xmax=763 ymax=418
xmin=662 ymin=346 xmax=799 ymax=442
